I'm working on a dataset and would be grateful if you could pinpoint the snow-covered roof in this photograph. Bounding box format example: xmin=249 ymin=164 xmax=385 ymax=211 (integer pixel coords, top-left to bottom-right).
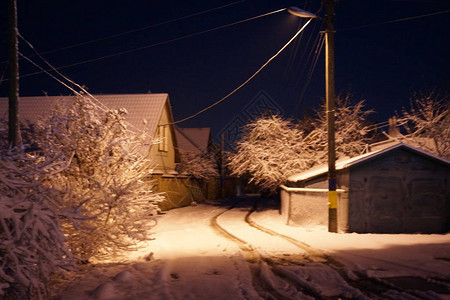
xmin=368 ymin=136 xmax=438 ymax=153
xmin=174 ymin=127 xmax=211 ymax=153
xmin=0 ymin=94 xmax=170 ymax=137
xmin=288 ymin=142 xmax=450 ymax=182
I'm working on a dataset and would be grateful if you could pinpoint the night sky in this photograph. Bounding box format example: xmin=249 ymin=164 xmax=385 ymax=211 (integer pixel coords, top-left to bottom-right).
xmin=1 ymin=0 xmax=449 ymax=143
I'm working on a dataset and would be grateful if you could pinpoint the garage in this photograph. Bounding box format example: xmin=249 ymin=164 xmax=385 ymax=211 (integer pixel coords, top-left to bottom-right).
xmin=283 ymin=143 xmax=450 ymax=233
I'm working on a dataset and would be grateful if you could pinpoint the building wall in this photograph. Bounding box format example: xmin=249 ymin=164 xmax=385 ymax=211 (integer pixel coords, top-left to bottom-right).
xmin=348 ymin=148 xmax=449 ymax=233
xmin=154 ymin=175 xmax=206 ymax=210
xmin=154 ymin=176 xmax=238 ymax=211
xmin=149 ymin=103 xmax=177 ymax=174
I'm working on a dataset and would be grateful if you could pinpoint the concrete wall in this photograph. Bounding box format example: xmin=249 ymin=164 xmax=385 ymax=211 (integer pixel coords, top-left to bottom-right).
xmin=280 ymin=185 xmax=348 ymax=231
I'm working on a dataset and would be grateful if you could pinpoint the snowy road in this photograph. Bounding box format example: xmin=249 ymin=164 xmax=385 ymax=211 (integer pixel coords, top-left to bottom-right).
xmin=212 ymin=199 xmax=363 ymax=299
xmin=52 ymin=198 xmax=450 ymax=300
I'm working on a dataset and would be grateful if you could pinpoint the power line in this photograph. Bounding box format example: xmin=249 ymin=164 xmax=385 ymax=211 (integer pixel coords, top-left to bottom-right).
xmin=365 ymin=118 xmax=410 ymax=132
xmin=168 ymin=18 xmax=315 ymax=125
xmin=20 ymin=35 xmax=83 ymax=92
xmin=285 ymin=2 xmax=320 ymax=76
xmin=15 ymin=8 xmax=287 ymax=80
xmin=340 ymin=9 xmax=450 ymax=31
xmin=19 ymin=52 xmax=80 ymax=97
xmin=0 ymin=0 xmax=246 ymax=64
xmin=20 ymin=34 xmax=108 ymax=109
xmin=294 ymin=32 xmax=325 ymax=113
xmin=19 ymin=34 xmax=144 ymax=134
xmin=44 ymin=1 xmax=246 ymax=55
xmin=295 ymin=20 xmax=322 ymax=79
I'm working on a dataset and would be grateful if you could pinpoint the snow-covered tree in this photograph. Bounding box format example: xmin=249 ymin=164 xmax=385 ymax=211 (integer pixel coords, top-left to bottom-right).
xmin=304 ymin=94 xmax=374 ymax=162
xmin=398 ymin=91 xmax=449 ymax=159
xmin=35 ymin=95 xmax=164 ymax=261
xmin=176 ymin=151 xmax=219 ymax=180
xmin=228 ymin=95 xmax=374 ymax=192
xmin=0 ymin=149 xmax=75 ymax=299
xmin=228 ymin=115 xmax=313 ymax=192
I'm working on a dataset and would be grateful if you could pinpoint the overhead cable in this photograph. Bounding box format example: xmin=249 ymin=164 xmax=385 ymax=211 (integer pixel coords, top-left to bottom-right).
xmin=19 ymin=35 xmax=144 ymax=133
xmin=340 ymin=9 xmax=450 ymax=31
xmin=15 ymin=8 xmax=286 ymax=79
xmin=169 ymin=17 xmax=314 ymax=125
xmin=0 ymin=0 xmax=246 ymax=64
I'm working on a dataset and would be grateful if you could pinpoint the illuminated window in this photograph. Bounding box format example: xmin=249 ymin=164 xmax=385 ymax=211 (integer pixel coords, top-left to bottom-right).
xmin=158 ymin=125 xmax=169 ymax=152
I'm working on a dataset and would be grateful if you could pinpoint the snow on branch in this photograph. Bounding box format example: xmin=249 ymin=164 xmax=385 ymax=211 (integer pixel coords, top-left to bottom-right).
xmin=228 ymin=94 xmax=375 ymax=192
xmin=398 ymin=90 xmax=449 ymax=159
xmin=34 ymin=95 xmax=164 ymax=261
xmin=176 ymin=151 xmax=219 ymax=180
xmin=0 ymin=149 xmax=75 ymax=299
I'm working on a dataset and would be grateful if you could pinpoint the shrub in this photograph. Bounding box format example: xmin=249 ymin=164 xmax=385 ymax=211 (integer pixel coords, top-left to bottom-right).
xmin=35 ymin=95 xmax=164 ymax=261
xmin=0 ymin=149 xmax=75 ymax=299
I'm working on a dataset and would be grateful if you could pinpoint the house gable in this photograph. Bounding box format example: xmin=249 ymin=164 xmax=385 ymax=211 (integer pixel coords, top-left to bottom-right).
xmin=174 ymin=127 xmax=211 ymax=154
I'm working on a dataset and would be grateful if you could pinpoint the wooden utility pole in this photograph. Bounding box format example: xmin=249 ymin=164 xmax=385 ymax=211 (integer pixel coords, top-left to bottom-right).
xmin=220 ymin=132 xmax=225 ymax=198
xmin=8 ymin=0 xmax=20 ymax=147
xmin=325 ymin=0 xmax=337 ymax=232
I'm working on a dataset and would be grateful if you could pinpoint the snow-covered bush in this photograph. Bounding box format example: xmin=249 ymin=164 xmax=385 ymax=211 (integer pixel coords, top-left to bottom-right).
xmin=228 ymin=95 xmax=374 ymax=192
xmin=0 ymin=149 xmax=75 ymax=299
xmin=399 ymin=91 xmax=449 ymax=159
xmin=176 ymin=151 xmax=219 ymax=180
xmin=35 ymin=95 xmax=164 ymax=261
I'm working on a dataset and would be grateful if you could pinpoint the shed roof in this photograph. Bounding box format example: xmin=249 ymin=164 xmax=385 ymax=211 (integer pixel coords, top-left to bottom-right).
xmin=368 ymin=135 xmax=438 ymax=153
xmin=288 ymin=142 xmax=450 ymax=182
xmin=0 ymin=94 xmax=170 ymax=137
xmin=174 ymin=127 xmax=211 ymax=153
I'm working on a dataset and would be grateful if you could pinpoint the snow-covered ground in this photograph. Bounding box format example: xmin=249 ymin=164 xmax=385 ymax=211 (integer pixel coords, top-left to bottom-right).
xmin=52 ymin=198 xmax=450 ymax=300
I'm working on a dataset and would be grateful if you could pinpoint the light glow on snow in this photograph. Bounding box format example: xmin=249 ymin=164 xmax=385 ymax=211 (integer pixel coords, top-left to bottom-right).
xmin=53 ymin=203 xmax=450 ymax=299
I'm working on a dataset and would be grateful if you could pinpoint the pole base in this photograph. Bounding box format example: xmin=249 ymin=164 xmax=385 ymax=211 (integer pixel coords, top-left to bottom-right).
xmin=328 ymin=208 xmax=337 ymax=232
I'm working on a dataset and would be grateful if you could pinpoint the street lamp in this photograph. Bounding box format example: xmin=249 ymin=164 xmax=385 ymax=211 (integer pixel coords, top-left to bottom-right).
xmin=287 ymin=7 xmax=317 ymax=19
xmin=289 ymin=0 xmax=337 ymax=233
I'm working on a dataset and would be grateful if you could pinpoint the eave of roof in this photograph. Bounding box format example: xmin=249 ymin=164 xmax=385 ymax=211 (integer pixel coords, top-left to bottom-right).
xmin=0 ymin=93 xmax=169 ymax=137
xmin=287 ymin=142 xmax=450 ymax=182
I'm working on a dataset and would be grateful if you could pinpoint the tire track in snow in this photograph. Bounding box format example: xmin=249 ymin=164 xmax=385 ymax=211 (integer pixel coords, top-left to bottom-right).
xmin=210 ymin=201 xmax=319 ymax=300
xmin=245 ymin=208 xmax=326 ymax=263
xmin=211 ymin=207 xmax=287 ymax=299
xmin=245 ymin=201 xmax=448 ymax=299
xmin=244 ymin=207 xmax=380 ymax=299
xmin=212 ymin=199 xmax=421 ymax=299
xmin=243 ymin=205 xmax=363 ymax=299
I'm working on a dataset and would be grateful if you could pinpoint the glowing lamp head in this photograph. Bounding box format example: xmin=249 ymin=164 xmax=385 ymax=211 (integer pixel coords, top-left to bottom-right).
xmin=288 ymin=7 xmax=317 ymax=18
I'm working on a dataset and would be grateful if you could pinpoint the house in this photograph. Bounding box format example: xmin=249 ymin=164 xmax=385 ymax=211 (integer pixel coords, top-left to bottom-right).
xmin=174 ymin=127 xmax=226 ymax=200
xmin=174 ymin=127 xmax=238 ymax=199
xmin=0 ymin=94 xmax=196 ymax=209
xmin=0 ymin=93 xmax=179 ymax=174
xmin=281 ymin=142 xmax=450 ymax=233
xmin=174 ymin=127 xmax=212 ymax=155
